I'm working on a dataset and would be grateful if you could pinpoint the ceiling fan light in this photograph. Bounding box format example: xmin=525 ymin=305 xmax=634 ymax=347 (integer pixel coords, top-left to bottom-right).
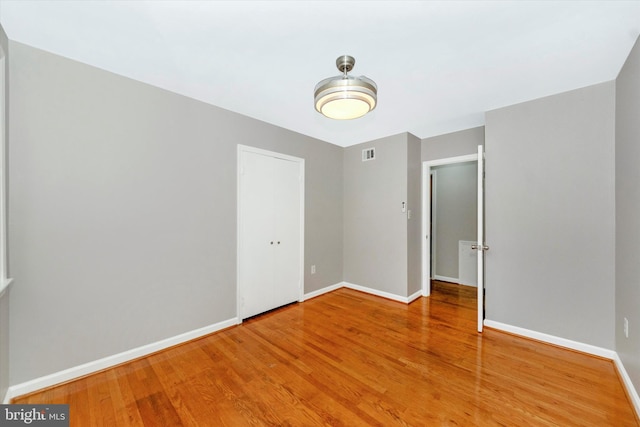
xmin=319 ymin=97 xmax=373 ymax=120
xmin=314 ymin=56 xmax=377 ymax=120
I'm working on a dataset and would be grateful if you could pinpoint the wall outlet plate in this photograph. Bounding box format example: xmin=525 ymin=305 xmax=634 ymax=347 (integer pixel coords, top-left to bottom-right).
xmin=624 ymin=317 xmax=629 ymax=338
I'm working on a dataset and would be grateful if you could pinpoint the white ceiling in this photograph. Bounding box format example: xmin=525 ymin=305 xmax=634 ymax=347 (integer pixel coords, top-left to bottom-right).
xmin=1 ymin=1 xmax=639 ymax=147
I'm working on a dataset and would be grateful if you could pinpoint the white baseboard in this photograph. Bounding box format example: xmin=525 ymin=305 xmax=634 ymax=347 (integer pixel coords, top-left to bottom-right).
xmin=434 ymin=275 xmax=459 ymax=284
xmin=303 ymin=282 xmax=343 ymax=301
xmin=407 ymin=289 xmax=422 ymax=303
xmin=484 ymin=321 xmax=639 ymax=419
xmin=483 ymin=320 xmax=616 ymax=359
xmin=343 ymin=282 xmax=414 ymax=304
xmin=5 ymin=282 xmax=418 ymax=400
xmin=306 ymin=282 xmax=423 ymax=305
xmin=6 ymin=317 xmax=238 ymax=401
xmin=613 ymin=353 xmax=640 ymax=419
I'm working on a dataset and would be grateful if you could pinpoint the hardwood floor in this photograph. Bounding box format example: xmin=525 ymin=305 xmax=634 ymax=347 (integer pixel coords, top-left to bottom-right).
xmin=14 ymin=281 xmax=639 ymax=426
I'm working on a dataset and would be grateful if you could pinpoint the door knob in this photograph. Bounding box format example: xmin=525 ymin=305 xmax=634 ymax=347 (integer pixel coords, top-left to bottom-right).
xmin=471 ymin=244 xmax=489 ymax=251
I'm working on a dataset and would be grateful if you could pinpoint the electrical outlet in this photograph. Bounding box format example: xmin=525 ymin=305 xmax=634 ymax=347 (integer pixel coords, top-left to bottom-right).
xmin=624 ymin=317 xmax=629 ymax=338
xmin=311 ymin=265 xmax=316 ymax=275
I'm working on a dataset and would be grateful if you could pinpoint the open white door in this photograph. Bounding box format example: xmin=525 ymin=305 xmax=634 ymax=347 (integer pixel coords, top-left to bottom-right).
xmin=421 ymin=164 xmax=431 ymax=297
xmin=474 ymin=145 xmax=487 ymax=332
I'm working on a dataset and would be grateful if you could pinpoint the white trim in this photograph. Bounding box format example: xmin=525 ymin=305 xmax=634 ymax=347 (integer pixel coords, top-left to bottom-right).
xmin=236 ymin=146 xmax=243 ymax=324
xmin=237 ymin=144 xmax=304 ymax=163
xmin=476 ymin=144 xmax=484 ymax=333
xmin=485 ymin=319 xmax=640 ymax=418
xmin=613 ymin=353 xmax=640 ymax=419
xmin=483 ymin=320 xmax=616 ymax=359
xmin=297 ymin=160 xmax=306 ymax=305
xmin=422 ymin=153 xmax=479 ymax=298
xmin=4 ymin=281 xmax=419 ymax=401
xmin=430 ymin=169 xmax=438 ymax=281
xmin=425 ymin=153 xmax=478 ymax=167
xmin=302 ymin=282 xmax=343 ymax=301
xmin=407 ymin=289 xmax=422 ymax=303
xmin=421 ymin=164 xmax=429 ymax=296
xmin=306 ymin=282 xmax=422 ymax=304
xmin=434 ymin=275 xmax=459 ymax=284
xmin=343 ymin=282 xmax=414 ymax=304
xmin=6 ymin=317 xmax=238 ymax=400
xmin=0 ymin=277 xmax=12 ymax=299
xmin=236 ymin=144 xmax=305 ymax=322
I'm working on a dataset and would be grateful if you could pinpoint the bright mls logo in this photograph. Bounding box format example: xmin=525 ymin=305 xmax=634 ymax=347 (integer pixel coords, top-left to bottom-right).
xmin=0 ymin=405 xmax=69 ymax=426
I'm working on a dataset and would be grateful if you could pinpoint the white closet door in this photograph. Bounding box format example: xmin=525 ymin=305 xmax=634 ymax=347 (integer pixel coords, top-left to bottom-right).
xmin=238 ymin=148 xmax=303 ymax=320
xmin=240 ymin=151 xmax=277 ymax=318
xmin=272 ymin=157 xmax=302 ymax=307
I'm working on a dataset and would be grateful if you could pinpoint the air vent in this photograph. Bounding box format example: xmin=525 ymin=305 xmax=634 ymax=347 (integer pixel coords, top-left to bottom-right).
xmin=362 ymin=147 xmax=375 ymax=162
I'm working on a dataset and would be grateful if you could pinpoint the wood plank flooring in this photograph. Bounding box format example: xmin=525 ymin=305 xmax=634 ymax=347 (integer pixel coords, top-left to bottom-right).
xmin=14 ymin=281 xmax=639 ymax=426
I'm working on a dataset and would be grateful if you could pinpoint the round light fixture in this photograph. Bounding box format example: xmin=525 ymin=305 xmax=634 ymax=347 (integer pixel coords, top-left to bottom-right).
xmin=314 ymin=55 xmax=377 ymax=120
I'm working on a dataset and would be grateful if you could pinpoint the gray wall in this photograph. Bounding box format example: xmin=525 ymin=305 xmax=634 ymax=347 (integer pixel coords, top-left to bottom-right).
xmin=406 ymin=133 xmax=422 ymax=296
xmin=432 ymin=162 xmax=477 ymax=280
xmin=0 ymin=23 xmax=8 ymax=402
xmin=422 ymin=126 xmax=484 ymax=161
xmin=8 ymin=42 xmax=343 ymax=385
xmin=615 ymin=36 xmax=640 ymax=396
xmin=343 ymin=133 xmax=408 ymax=297
xmin=485 ymin=81 xmax=616 ymax=349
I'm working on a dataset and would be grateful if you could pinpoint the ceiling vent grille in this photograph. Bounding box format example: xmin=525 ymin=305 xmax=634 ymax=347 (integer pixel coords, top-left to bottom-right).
xmin=362 ymin=148 xmax=375 ymax=162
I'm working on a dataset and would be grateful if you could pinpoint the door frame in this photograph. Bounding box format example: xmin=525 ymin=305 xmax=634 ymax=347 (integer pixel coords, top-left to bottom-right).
xmin=236 ymin=144 xmax=305 ymax=323
xmin=421 ymin=153 xmax=478 ymax=297
xmin=476 ymin=144 xmax=485 ymax=332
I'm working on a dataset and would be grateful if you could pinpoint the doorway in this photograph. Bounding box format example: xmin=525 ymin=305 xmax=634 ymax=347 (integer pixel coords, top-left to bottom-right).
xmin=431 ymin=161 xmax=478 ymax=286
xmin=421 ymin=153 xmax=478 ymax=296
xmin=422 ymin=150 xmax=484 ymax=330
